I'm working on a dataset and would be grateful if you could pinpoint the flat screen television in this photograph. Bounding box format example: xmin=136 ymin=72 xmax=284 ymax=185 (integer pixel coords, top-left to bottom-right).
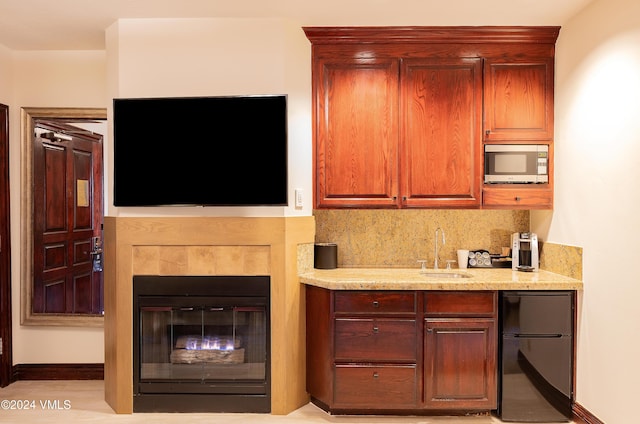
xmin=113 ymin=95 xmax=288 ymax=206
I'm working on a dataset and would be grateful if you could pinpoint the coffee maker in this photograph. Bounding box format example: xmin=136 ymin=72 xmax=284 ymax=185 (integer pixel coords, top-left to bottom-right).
xmin=511 ymin=232 xmax=539 ymax=272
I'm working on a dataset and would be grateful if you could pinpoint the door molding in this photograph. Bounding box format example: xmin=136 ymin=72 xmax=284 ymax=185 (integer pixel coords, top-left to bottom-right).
xmin=0 ymin=104 xmax=12 ymax=387
xmin=21 ymin=107 xmax=106 ymax=326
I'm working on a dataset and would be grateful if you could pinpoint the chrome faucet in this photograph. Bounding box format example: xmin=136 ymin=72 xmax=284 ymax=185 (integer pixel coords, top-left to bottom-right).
xmin=434 ymin=227 xmax=445 ymax=269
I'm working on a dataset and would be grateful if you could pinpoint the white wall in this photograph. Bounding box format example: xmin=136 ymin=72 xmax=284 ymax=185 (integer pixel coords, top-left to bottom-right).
xmin=531 ymin=0 xmax=640 ymax=421
xmin=0 ymin=44 xmax=11 ymax=98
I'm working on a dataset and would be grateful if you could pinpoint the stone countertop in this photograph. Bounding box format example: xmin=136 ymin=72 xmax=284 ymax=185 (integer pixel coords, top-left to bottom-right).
xmin=299 ymin=267 xmax=583 ymax=291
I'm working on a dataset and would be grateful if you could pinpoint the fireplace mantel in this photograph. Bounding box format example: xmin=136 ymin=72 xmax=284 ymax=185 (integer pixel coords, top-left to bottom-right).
xmin=103 ymin=216 xmax=315 ymax=414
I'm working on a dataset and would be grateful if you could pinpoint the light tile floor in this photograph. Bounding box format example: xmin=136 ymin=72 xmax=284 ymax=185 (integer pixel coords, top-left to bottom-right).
xmin=0 ymin=380 xmax=575 ymax=424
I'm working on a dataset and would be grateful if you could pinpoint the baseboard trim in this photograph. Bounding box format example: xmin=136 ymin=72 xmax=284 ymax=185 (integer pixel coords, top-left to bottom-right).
xmin=13 ymin=363 xmax=104 ymax=381
xmin=573 ymin=402 xmax=604 ymax=424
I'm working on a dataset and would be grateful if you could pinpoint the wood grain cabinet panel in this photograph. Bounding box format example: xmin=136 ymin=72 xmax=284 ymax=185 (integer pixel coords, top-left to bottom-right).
xmin=314 ymin=57 xmax=399 ymax=208
xmin=335 ymin=318 xmax=417 ymax=362
xmin=424 ymin=318 xmax=497 ymax=409
xmin=334 ymin=364 xmax=418 ymax=408
xmin=334 ymin=291 xmax=416 ymax=314
xmin=483 ymin=57 xmax=555 ymax=142
xmin=401 ymin=58 xmax=482 ymax=208
xmin=482 ymin=186 xmax=553 ymax=209
xmin=425 ymin=291 xmax=497 ymax=316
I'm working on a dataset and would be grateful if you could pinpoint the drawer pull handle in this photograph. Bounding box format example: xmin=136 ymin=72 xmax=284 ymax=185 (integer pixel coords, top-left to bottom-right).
xmin=372 ymin=301 xmax=379 ymax=308
xmin=373 ymin=372 xmax=379 ymax=379
xmin=373 ymin=326 xmax=379 ymax=333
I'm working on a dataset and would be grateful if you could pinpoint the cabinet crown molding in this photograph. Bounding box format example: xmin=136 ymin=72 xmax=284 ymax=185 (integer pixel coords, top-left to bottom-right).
xmin=303 ymin=26 xmax=560 ymax=45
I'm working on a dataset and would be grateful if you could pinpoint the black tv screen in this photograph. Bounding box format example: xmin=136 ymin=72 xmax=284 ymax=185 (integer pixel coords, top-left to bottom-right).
xmin=113 ymin=95 xmax=288 ymax=206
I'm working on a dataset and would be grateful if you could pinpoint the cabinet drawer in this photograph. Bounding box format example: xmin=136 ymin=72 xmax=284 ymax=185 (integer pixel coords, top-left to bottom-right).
xmin=482 ymin=187 xmax=553 ymax=209
xmin=425 ymin=291 xmax=497 ymax=317
xmin=334 ymin=364 xmax=417 ymax=408
xmin=334 ymin=291 xmax=417 ymax=314
xmin=335 ymin=318 xmax=417 ymax=362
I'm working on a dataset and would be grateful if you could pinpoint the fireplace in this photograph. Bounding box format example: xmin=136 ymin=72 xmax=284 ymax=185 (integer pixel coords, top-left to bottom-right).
xmin=133 ymin=275 xmax=270 ymax=413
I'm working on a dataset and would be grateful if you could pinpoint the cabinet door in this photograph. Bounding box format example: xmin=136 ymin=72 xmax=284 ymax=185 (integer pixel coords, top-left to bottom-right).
xmin=424 ymin=318 xmax=497 ymax=409
xmin=314 ymin=57 xmax=399 ymax=208
xmin=484 ymin=57 xmax=554 ymax=141
xmin=400 ymin=58 xmax=482 ymax=208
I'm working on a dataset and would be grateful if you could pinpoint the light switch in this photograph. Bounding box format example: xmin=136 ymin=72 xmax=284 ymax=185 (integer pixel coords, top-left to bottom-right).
xmin=295 ymin=189 xmax=303 ymax=208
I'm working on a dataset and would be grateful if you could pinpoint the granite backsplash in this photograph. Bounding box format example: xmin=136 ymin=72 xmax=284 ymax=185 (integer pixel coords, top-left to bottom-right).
xmin=313 ymin=209 xmax=529 ymax=268
xmin=304 ymin=209 xmax=583 ymax=280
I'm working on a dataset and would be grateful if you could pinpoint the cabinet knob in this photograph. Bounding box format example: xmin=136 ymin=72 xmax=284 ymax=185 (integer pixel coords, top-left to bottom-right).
xmin=373 ymin=372 xmax=379 ymax=379
xmin=372 ymin=300 xmax=379 ymax=308
xmin=515 ymin=196 xmax=521 ymax=201
xmin=485 ymin=130 xmax=491 ymax=136
xmin=373 ymin=326 xmax=379 ymax=333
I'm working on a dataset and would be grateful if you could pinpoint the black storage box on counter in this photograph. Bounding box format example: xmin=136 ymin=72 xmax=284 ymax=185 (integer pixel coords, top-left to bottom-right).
xmin=314 ymin=243 xmax=337 ymax=269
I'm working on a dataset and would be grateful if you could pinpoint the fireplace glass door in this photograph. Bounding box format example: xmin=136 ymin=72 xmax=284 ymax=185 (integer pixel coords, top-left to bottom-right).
xmin=133 ymin=276 xmax=270 ymax=412
xmin=140 ymin=304 xmax=266 ymax=388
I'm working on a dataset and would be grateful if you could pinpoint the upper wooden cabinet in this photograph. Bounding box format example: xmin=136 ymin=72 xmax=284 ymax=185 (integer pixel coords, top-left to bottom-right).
xmin=484 ymin=57 xmax=555 ymax=142
xmin=314 ymin=56 xmax=400 ymax=208
xmin=401 ymin=58 xmax=482 ymax=208
xmin=304 ymin=26 xmax=560 ymax=210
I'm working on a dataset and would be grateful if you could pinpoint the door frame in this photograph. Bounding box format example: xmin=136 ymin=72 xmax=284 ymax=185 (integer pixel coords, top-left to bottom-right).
xmin=21 ymin=107 xmax=106 ymax=326
xmin=0 ymin=104 xmax=12 ymax=387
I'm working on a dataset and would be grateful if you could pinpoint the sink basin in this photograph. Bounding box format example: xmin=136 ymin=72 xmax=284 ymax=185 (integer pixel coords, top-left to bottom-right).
xmin=420 ymin=272 xmax=472 ymax=279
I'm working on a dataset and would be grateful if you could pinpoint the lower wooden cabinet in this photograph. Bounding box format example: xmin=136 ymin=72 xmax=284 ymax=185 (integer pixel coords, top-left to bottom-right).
xmin=424 ymin=319 xmax=497 ymax=409
xmin=305 ymin=286 xmax=498 ymax=414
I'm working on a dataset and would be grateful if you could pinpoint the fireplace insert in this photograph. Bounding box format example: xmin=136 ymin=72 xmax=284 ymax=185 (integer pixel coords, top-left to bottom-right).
xmin=133 ymin=275 xmax=270 ymax=412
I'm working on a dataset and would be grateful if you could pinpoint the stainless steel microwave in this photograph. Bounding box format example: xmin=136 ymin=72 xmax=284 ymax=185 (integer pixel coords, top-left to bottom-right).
xmin=484 ymin=144 xmax=548 ymax=184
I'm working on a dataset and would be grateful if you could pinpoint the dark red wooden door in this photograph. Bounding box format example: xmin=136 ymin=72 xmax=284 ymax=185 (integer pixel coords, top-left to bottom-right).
xmin=0 ymin=103 xmax=11 ymax=387
xmin=32 ymin=121 xmax=103 ymax=314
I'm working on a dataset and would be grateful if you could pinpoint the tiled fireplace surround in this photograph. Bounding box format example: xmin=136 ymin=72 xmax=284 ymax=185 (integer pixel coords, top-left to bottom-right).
xmin=103 ymin=216 xmax=316 ymax=415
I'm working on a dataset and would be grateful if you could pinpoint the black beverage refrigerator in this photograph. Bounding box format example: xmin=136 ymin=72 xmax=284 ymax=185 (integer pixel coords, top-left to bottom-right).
xmin=499 ymin=291 xmax=574 ymax=422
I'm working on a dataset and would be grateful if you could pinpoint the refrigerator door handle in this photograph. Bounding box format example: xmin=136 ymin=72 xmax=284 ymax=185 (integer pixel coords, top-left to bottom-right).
xmin=512 ymin=333 xmax=564 ymax=338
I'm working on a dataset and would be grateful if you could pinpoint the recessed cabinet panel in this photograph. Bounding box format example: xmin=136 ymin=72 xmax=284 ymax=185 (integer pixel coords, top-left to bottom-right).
xmin=484 ymin=58 xmax=554 ymax=142
xmin=334 ymin=364 xmax=417 ymax=408
xmin=424 ymin=318 xmax=497 ymax=409
xmin=425 ymin=291 xmax=497 ymax=316
xmin=334 ymin=291 xmax=416 ymax=314
xmin=334 ymin=318 xmax=417 ymax=362
xmin=315 ymin=58 xmax=399 ymax=207
xmin=401 ymin=58 xmax=482 ymax=208
xmin=482 ymin=186 xmax=553 ymax=209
